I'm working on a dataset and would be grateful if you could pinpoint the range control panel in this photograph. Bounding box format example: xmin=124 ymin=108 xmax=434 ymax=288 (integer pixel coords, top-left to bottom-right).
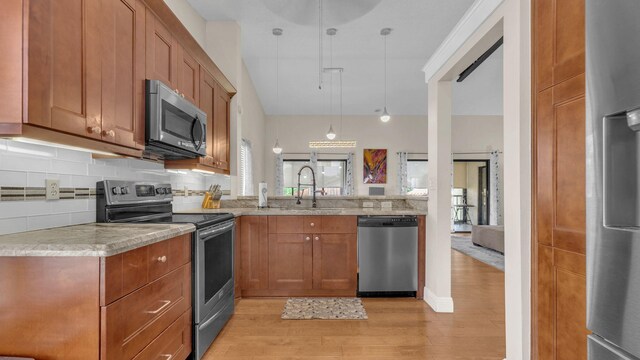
xmin=97 ymin=180 xmax=172 ymax=205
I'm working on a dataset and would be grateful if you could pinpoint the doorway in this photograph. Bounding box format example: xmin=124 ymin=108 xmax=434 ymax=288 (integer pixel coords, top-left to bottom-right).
xmin=452 ymin=159 xmax=490 ymax=232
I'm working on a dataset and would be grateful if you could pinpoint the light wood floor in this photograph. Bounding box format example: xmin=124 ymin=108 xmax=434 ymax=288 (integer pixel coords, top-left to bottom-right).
xmin=203 ymin=250 xmax=505 ymax=359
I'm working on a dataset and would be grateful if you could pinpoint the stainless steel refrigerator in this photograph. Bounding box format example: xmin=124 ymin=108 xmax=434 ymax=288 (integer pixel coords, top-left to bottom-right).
xmin=586 ymin=1 xmax=640 ymax=359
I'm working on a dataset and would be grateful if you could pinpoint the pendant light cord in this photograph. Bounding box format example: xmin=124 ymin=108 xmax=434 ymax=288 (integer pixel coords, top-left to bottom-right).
xmin=384 ymin=33 xmax=387 ymax=109
xmin=276 ymin=32 xmax=280 ymax=140
xmin=318 ymin=0 xmax=323 ymax=90
xmin=339 ymin=70 xmax=343 ymax=141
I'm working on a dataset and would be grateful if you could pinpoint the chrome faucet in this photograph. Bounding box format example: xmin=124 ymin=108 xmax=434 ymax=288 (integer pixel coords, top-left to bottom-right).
xmin=296 ymin=165 xmax=318 ymax=208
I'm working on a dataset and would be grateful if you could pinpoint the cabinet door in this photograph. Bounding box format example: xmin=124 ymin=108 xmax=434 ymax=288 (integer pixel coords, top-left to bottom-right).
xmin=100 ymin=0 xmax=145 ymax=149
xmin=268 ymin=234 xmax=312 ymax=290
xmin=177 ymin=45 xmax=200 ymax=106
xmin=534 ymin=0 xmax=585 ymax=90
xmin=312 ymin=233 xmax=357 ymax=291
xmin=534 ymin=74 xmax=588 ymax=358
xmin=146 ymin=9 xmax=177 ymax=88
xmin=27 ymin=0 xmax=102 ymax=138
xmin=213 ymin=82 xmax=231 ymax=171
xmin=199 ymin=67 xmax=216 ymax=167
xmin=240 ymin=216 xmax=269 ymax=290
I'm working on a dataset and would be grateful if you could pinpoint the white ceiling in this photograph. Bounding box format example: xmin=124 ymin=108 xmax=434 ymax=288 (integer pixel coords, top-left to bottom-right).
xmin=186 ymin=0 xmax=503 ymax=116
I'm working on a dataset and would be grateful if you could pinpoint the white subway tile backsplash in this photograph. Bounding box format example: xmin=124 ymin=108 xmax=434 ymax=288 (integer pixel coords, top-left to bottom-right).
xmin=2 ymin=154 xmax=50 ymax=173
xmin=49 ymin=159 xmax=88 ymax=176
xmin=0 ymin=139 xmax=231 ymax=235
xmin=69 ymin=211 xmax=96 ymax=225
xmin=0 ymin=217 xmax=27 ymax=235
xmin=0 ymin=170 xmax=27 ymax=186
xmin=27 ymin=213 xmax=70 ymax=231
xmin=56 ymin=148 xmax=93 ymax=163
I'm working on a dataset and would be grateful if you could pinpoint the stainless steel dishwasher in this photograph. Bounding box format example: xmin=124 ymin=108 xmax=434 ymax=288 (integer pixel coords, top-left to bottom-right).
xmin=357 ymin=216 xmax=418 ymax=297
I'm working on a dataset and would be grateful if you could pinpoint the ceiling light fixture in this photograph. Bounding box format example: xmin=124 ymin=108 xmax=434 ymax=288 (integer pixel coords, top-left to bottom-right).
xmin=326 ymin=125 xmax=336 ymax=140
xmin=272 ymin=28 xmax=284 ymax=154
xmin=380 ymin=27 xmax=392 ymax=123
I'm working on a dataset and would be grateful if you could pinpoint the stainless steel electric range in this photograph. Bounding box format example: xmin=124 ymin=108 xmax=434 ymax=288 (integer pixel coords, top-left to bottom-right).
xmin=96 ymin=180 xmax=235 ymax=360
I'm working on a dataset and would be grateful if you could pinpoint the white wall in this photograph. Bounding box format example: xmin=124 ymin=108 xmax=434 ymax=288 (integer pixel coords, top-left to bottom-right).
xmin=240 ymin=62 xmax=267 ymax=192
xmin=163 ymin=0 xmax=206 ymax=47
xmin=264 ymin=115 xmax=502 ymax=196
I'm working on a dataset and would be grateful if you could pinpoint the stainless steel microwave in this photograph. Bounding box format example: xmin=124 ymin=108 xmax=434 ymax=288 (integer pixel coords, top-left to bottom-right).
xmin=145 ymin=79 xmax=207 ymax=159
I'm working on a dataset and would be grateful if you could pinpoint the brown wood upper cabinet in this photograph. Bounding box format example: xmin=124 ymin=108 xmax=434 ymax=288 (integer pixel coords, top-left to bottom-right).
xmin=165 ymin=67 xmax=232 ymax=174
xmin=22 ymin=0 xmax=145 ymax=151
xmin=177 ymin=45 xmax=200 ymax=106
xmin=146 ymin=8 xmax=178 ymax=89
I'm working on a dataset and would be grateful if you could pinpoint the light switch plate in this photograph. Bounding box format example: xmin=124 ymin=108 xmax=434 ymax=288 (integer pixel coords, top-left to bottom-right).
xmin=46 ymin=179 xmax=60 ymax=200
xmin=184 ymin=186 xmax=189 ymax=197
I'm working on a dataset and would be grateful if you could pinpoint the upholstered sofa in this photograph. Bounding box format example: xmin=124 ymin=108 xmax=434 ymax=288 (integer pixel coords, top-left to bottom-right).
xmin=471 ymin=225 xmax=504 ymax=254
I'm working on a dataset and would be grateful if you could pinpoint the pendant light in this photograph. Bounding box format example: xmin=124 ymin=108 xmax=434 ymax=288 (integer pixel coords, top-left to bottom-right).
xmin=380 ymin=28 xmax=392 ymax=123
xmin=272 ymin=28 xmax=283 ymax=154
xmin=326 ymin=28 xmax=337 ymax=140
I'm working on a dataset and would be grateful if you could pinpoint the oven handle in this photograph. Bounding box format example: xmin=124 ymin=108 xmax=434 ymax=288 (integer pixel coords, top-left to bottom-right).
xmin=199 ymin=220 xmax=235 ymax=239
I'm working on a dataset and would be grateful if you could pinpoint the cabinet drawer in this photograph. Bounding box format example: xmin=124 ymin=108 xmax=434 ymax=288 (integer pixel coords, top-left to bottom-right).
xmin=132 ymin=310 xmax=192 ymax=360
xmin=268 ymin=216 xmax=304 ymax=233
xmin=148 ymin=234 xmax=191 ymax=282
xmin=101 ymin=234 xmax=191 ymax=305
xmin=303 ymin=216 xmax=357 ymax=234
xmin=101 ymin=264 xmax=191 ymax=360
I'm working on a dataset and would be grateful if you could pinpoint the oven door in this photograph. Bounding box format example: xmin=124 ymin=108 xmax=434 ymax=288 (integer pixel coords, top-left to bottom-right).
xmin=194 ymin=220 xmax=235 ymax=323
xmin=147 ymin=80 xmax=207 ymax=157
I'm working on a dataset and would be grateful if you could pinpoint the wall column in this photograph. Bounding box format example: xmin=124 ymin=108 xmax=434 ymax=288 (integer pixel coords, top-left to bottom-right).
xmin=425 ymin=80 xmax=454 ymax=312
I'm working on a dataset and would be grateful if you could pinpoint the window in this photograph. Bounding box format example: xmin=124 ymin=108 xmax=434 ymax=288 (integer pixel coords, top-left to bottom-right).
xmin=283 ymin=160 xmax=346 ymax=196
xmin=406 ymin=160 xmax=428 ymax=196
xmin=240 ymin=139 xmax=253 ymax=196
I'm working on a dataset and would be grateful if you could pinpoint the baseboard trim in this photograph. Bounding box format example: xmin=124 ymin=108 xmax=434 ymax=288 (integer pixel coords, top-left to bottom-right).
xmin=424 ymin=287 xmax=454 ymax=313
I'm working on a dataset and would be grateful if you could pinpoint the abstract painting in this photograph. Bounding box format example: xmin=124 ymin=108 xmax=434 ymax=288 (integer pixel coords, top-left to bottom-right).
xmin=363 ymin=149 xmax=387 ymax=184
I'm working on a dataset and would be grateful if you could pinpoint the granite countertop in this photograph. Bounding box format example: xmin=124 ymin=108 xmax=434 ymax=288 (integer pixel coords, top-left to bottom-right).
xmin=0 ymin=223 xmax=195 ymax=257
xmin=177 ymin=207 xmax=427 ymax=216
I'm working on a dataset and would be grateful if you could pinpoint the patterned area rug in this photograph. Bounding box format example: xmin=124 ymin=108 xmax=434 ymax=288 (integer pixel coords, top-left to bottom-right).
xmin=281 ymin=298 xmax=368 ymax=320
xmin=451 ymin=235 xmax=505 ymax=271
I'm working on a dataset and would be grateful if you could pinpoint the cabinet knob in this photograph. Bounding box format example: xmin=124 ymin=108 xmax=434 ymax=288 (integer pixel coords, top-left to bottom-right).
xmin=157 ymin=255 xmax=167 ymax=263
xmin=102 ymin=129 xmax=115 ymax=138
xmin=305 ymin=237 xmax=311 ymax=241
xmin=314 ymin=236 xmax=320 ymax=241
xmin=87 ymin=126 xmax=101 ymax=134
xmin=310 ymin=223 xmax=315 ymax=227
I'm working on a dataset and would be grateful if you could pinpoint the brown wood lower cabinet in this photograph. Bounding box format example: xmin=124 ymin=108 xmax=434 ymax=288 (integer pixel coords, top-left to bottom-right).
xmin=241 ymin=215 xmax=357 ymax=297
xmin=239 ymin=215 xmax=425 ymax=298
xmin=0 ymin=234 xmax=193 ymax=360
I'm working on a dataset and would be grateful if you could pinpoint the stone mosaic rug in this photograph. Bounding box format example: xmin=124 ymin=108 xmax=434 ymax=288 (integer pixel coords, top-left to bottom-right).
xmin=281 ymin=298 xmax=368 ymax=320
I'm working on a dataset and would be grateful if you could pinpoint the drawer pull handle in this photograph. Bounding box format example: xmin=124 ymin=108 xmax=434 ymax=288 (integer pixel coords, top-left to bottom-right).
xmin=145 ymin=300 xmax=171 ymax=314
xmin=157 ymin=256 xmax=167 ymax=263
xmin=305 ymin=237 xmax=311 ymax=241
xmin=160 ymin=355 xmax=173 ymax=360
xmin=314 ymin=236 xmax=320 ymax=241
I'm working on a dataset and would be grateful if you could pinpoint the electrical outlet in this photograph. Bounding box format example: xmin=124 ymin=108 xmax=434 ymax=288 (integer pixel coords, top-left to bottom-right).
xmin=363 ymin=201 xmax=374 ymax=208
xmin=46 ymin=179 xmax=60 ymax=200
